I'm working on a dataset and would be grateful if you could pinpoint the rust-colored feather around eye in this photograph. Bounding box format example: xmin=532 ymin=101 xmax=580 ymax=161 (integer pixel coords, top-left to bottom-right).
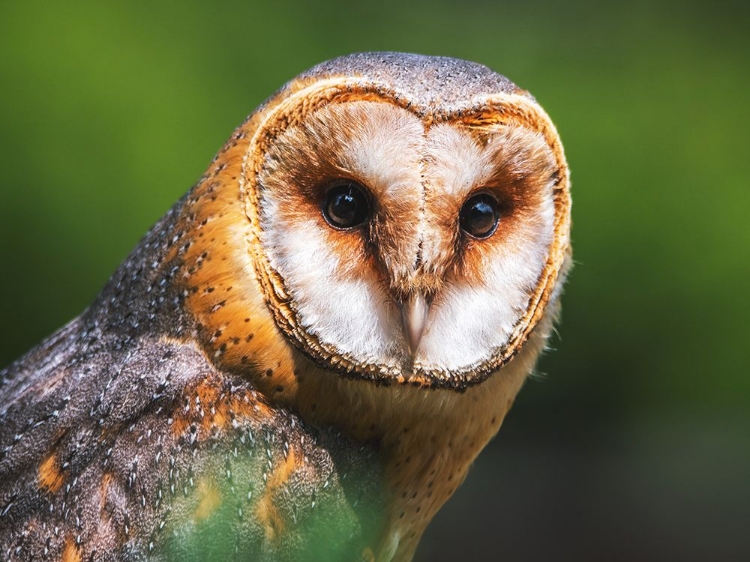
xmin=450 ymin=125 xmax=560 ymax=284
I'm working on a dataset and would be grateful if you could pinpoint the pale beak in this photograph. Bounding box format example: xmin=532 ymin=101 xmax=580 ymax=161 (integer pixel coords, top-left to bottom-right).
xmin=399 ymin=293 xmax=429 ymax=357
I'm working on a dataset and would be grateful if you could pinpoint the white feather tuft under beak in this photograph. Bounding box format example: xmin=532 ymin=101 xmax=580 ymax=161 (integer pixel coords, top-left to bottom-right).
xmin=400 ymin=293 xmax=429 ymax=357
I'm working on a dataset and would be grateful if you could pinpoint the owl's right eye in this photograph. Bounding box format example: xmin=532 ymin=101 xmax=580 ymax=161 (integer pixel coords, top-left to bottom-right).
xmin=322 ymin=181 xmax=371 ymax=229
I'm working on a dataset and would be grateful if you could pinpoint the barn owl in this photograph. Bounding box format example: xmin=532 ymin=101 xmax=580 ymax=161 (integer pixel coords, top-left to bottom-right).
xmin=0 ymin=52 xmax=571 ymax=561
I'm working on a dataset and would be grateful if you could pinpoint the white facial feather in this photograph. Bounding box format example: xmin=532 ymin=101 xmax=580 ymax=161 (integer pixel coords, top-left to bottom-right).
xmin=261 ymin=210 xmax=404 ymax=367
xmin=336 ymin=105 xmax=425 ymax=199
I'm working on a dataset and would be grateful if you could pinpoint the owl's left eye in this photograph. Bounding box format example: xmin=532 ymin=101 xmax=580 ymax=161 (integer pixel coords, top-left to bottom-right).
xmin=459 ymin=192 xmax=500 ymax=239
xmin=322 ymin=181 xmax=371 ymax=229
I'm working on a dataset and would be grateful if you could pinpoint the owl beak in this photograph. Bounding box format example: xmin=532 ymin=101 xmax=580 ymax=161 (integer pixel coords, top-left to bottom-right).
xmin=400 ymin=293 xmax=429 ymax=357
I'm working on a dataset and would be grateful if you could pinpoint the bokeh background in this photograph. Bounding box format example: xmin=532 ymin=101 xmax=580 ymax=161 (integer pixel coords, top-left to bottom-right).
xmin=1 ymin=1 xmax=748 ymax=560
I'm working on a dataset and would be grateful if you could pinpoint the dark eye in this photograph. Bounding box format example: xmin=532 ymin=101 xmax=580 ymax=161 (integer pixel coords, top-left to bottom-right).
xmin=322 ymin=181 xmax=370 ymax=229
xmin=459 ymin=193 xmax=500 ymax=239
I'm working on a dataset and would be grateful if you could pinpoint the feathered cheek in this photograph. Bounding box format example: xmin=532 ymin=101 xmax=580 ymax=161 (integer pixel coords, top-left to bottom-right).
xmin=259 ymin=204 xmax=401 ymax=365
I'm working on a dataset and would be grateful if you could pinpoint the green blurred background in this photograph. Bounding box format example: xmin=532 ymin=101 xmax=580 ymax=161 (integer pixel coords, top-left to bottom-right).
xmin=1 ymin=1 xmax=748 ymax=560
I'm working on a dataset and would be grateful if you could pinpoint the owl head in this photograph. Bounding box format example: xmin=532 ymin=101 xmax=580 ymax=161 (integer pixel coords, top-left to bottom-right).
xmin=208 ymin=53 xmax=570 ymax=391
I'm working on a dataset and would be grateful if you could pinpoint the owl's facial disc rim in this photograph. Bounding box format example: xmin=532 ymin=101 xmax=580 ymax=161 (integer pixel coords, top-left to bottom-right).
xmin=242 ymin=79 xmax=570 ymax=391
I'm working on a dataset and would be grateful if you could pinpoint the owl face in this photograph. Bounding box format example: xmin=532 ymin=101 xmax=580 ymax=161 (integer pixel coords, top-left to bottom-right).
xmin=243 ymin=61 xmax=569 ymax=389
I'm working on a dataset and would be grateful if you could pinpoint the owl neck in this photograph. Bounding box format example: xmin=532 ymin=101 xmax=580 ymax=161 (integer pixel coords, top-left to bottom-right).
xmin=283 ymin=350 xmax=537 ymax=561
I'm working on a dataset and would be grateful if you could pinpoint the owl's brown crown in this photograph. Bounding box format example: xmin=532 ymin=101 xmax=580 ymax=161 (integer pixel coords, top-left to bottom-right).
xmin=297 ymin=52 xmax=523 ymax=110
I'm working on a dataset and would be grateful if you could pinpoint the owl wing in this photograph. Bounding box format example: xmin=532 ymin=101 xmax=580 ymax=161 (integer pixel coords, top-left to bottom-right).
xmin=0 ymin=319 xmax=385 ymax=562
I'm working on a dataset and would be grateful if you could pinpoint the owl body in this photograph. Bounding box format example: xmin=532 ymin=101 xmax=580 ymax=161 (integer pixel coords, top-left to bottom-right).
xmin=0 ymin=53 xmax=570 ymax=561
